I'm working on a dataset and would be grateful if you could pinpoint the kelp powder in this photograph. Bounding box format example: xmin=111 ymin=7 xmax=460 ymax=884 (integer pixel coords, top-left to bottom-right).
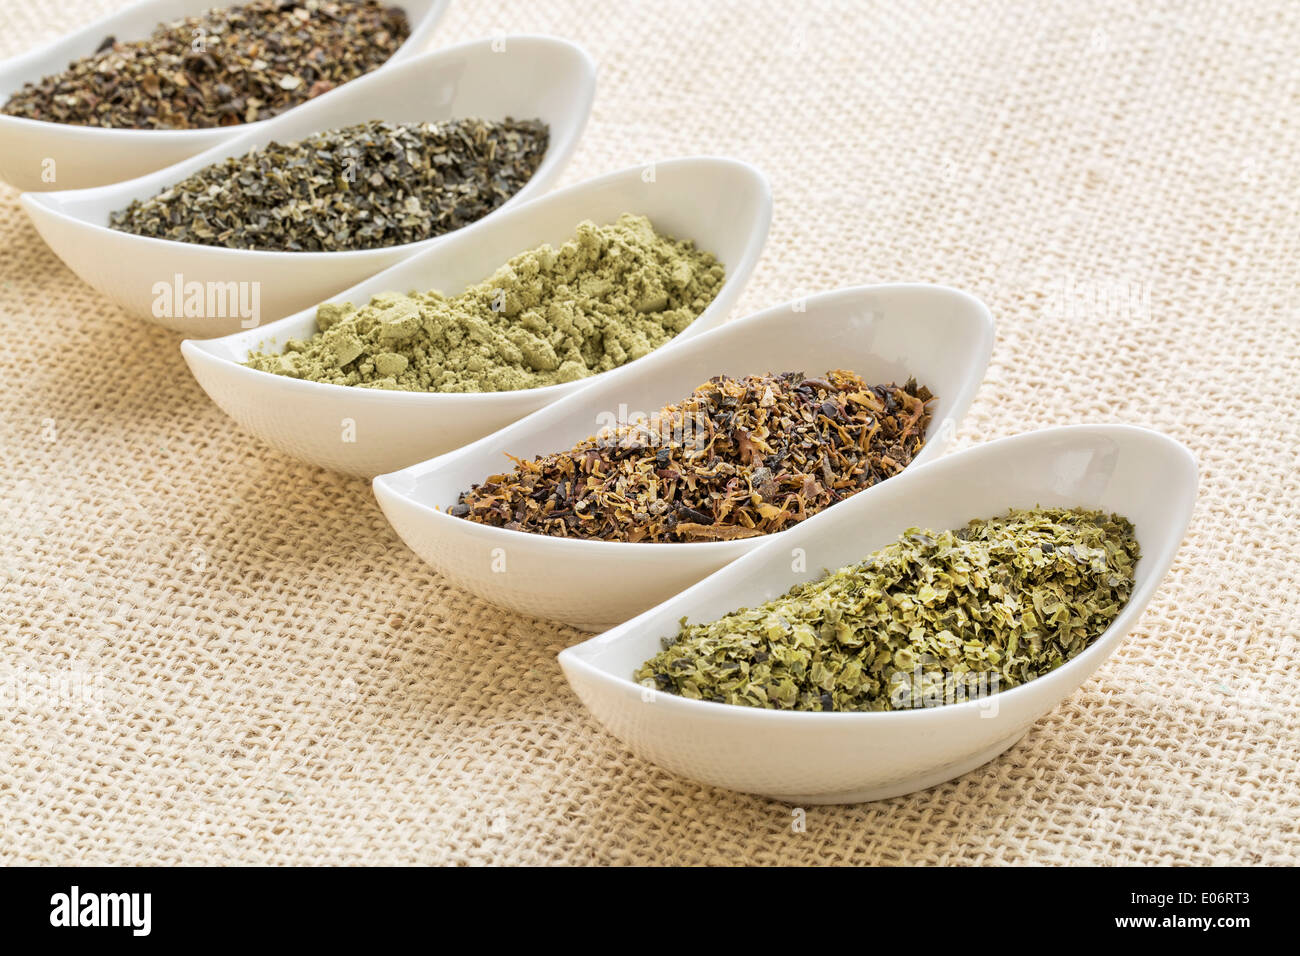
xmin=245 ymin=214 xmax=725 ymax=390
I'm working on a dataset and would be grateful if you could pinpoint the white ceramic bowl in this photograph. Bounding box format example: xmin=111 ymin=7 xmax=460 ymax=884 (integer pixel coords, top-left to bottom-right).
xmin=373 ymin=284 xmax=996 ymax=630
xmin=558 ymin=425 xmax=1198 ymax=804
xmin=0 ymin=0 xmax=450 ymax=191
xmin=20 ymin=35 xmax=596 ymax=333
xmin=182 ymin=156 xmax=773 ymax=477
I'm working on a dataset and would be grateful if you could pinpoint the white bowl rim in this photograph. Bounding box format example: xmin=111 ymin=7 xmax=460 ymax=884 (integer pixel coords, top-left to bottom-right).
xmin=18 ymin=34 xmax=597 ymax=261
xmin=372 ymin=282 xmax=997 ymax=555
xmin=557 ymin=423 xmax=1198 ymax=724
xmin=0 ymin=0 xmax=452 ymax=138
xmin=181 ymin=155 xmax=774 ymax=404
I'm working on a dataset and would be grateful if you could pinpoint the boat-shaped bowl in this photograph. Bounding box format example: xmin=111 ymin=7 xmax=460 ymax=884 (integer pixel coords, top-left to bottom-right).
xmin=558 ymin=425 xmax=1198 ymax=803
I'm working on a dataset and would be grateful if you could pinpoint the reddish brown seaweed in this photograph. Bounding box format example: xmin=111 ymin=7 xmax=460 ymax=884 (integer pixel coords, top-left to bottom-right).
xmin=450 ymin=370 xmax=935 ymax=543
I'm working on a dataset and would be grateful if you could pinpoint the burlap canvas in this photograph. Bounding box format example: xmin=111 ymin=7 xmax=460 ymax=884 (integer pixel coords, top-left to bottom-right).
xmin=0 ymin=0 xmax=1296 ymax=866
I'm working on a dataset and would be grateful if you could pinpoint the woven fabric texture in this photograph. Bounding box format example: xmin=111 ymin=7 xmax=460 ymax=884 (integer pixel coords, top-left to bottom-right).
xmin=1 ymin=0 xmax=1297 ymax=866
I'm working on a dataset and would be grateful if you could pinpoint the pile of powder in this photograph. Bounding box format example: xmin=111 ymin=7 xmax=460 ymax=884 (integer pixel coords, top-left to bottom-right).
xmin=245 ymin=214 xmax=726 ymax=391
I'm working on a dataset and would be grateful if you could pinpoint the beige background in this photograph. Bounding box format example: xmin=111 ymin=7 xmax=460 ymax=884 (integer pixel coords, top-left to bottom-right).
xmin=1 ymin=0 xmax=1297 ymax=865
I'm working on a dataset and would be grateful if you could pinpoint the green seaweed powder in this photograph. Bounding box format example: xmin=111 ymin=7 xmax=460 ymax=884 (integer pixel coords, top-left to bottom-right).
xmin=245 ymin=214 xmax=725 ymax=392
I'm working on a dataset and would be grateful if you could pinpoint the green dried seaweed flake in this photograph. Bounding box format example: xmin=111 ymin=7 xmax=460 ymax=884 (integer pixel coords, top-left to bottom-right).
xmin=634 ymin=508 xmax=1140 ymax=711
xmin=109 ymin=117 xmax=549 ymax=251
